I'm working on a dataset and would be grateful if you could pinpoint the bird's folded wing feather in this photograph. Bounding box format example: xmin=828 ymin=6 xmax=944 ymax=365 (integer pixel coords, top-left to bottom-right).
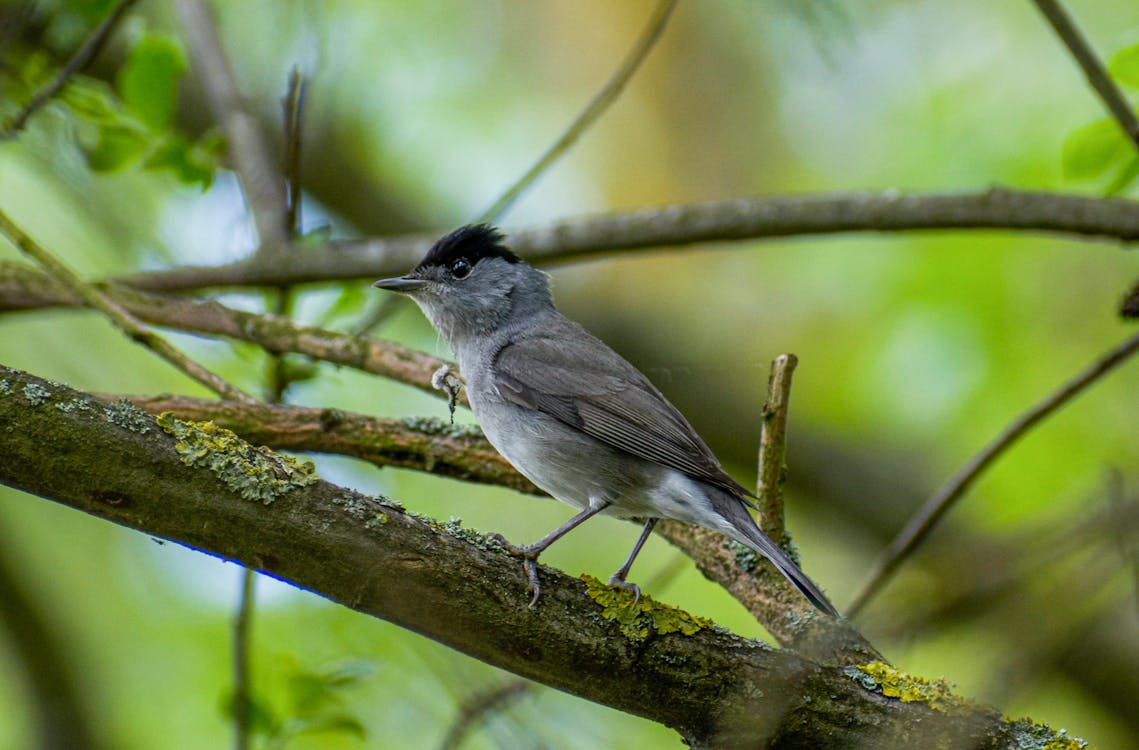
xmin=493 ymin=328 xmax=752 ymax=498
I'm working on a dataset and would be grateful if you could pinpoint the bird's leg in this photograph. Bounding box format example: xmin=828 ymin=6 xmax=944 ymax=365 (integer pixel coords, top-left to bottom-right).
xmin=490 ymin=502 xmax=611 ymax=607
xmin=607 ymin=518 xmax=658 ymax=606
xmin=430 ymin=364 xmax=463 ymax=423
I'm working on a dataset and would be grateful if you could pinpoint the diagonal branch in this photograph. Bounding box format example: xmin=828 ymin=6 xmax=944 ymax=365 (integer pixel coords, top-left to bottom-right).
xmin=174 ymin=0 xmax=288 ymax=250
xmin=0 ymin=363 xmax=1062 ymax=749
xmin=0 ymin=209 xmax=254 ymax=403
xmin=478 ymin=0 xmax=678 ymax=222
xmin=848 ymin=329 xmax=1139 ymax=617
xmin=1031 ymin=0 xmax=1139 ymax=152
xmin=0 ymin=0 xmax=140 ymax=139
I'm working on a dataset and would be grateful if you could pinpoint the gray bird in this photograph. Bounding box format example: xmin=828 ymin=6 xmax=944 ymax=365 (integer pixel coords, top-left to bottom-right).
xmin=373 ymin=224 xmax=839 ymax=617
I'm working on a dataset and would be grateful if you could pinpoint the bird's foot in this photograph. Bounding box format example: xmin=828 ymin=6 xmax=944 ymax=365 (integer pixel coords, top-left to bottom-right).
xmin=431 ymin=364 xmax=463 ymax=424
xmin=489 ymin=533 xmax=544 ymax=607
xmin=606 ymin=573 xmax=643 ymax=607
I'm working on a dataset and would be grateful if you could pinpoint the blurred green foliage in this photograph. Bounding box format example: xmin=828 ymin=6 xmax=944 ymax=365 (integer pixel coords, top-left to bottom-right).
xmin=1 ymin=1 xmax=1138 ymax=748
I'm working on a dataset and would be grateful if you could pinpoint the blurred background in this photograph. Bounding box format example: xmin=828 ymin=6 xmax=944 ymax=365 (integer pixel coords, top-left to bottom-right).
xmin=2 ymin=0 xmax=1138 ymax=747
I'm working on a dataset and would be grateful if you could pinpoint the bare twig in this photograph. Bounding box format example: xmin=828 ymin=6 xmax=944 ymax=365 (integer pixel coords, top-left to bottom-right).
xmin=437 ymin=680 xmax=534 ymax=750
xmin=848 ymin=330 xmax=1139 ymax=617
xmin=757 ymin=353 xmax=797 ymax=546
xmin=174 ymin=0 xmax=289 ymax=250
xmin=1031 ymin=0 xmax=1139 ymax=152
xmin=1104 ymin=471 xmax=1139 ymax=623
xmin=0 ymin=0 xmax=139 ymax=138
xmin=0 ymin=209 xmax=255 ymax=403
xmin=232 ymin=567 xmax=255 ymax=750
xmin=108 ymin=188 xmax=1139 ymax=293
xmin=282 ymin=67 xmax=307 ymax=235
xmin=478 ymin=0 xmax=678 ymax=222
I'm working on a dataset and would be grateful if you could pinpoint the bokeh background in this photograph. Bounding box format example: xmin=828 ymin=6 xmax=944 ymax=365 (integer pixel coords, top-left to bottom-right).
xmin=2 ymin=0 xmax=1138 ymax=747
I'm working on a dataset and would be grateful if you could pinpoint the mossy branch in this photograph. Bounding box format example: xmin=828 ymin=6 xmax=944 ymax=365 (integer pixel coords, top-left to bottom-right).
xmin=0 ymin=364 xmax=1086 ymax=749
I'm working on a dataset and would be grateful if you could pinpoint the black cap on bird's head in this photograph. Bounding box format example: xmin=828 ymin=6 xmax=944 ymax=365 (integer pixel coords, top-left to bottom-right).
xmin=372 ymin=224 xmax=521 ymax=293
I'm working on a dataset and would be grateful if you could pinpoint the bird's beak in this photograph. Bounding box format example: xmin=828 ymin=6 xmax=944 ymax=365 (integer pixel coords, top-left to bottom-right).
xmin=372 ymin=276 xmax=428 ymax=293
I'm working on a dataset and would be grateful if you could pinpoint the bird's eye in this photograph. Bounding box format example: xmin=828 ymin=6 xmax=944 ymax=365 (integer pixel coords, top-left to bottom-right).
xmin=449 ymin=258 xmax=471 ymax=279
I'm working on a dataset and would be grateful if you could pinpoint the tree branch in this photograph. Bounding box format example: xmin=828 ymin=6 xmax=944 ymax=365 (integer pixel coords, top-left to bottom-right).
xmin=0 ymin=363 xmax=1075 ymax=748
xmin=848 ymin=329 xmax=1139 ymax=617
xmin=174 ymin=0 xmax=288 ymax=250
xmin=113 ymin=188 xmax=1139 ymax=292
xmin=1031 ymin=0 xmax=1139 ymax=152
xmin=757 ymin=353 xmax=797 ymax=546
xmin=478 ymin=0 xmax=678 ymax=222
xmin=0 ymin=269 xmax=458 ymax=405
xmin=0 ymin=0 xmax=139 ymax=139
xmin=0 ymin=210 xmax=254 ymax=403
xmin=0 ymin=190 xmax=1135 ymax=298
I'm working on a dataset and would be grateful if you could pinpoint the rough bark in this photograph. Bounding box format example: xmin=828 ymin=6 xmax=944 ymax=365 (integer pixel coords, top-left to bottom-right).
xmin=0 ymin=365 xmax=1077 ymax=748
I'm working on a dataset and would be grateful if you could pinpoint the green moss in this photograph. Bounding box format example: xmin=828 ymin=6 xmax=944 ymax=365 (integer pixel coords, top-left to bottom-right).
xmin=400 ymin=415 xmax=484 ymax=439
xmin=581 ymin=574 xmax=713 ymax=640
xmin=1007 ymin=718 xmax=1089 ymax=750
xmin=845 ymin=661 xmax=980 ymax=716
xmin=104 ymin=399 xmax=153 ymax=433
xmin=157 ymin=411 xmax=318 ymax=505
xmin=22 ymin=382 xmax=51 ymax=405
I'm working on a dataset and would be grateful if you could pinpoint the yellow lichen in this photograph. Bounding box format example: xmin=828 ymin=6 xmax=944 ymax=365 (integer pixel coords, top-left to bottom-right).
xmin=848 ymin=661 xmax=979 ymax=716
xmin=581 ymin=574 xmax=712 ymax=640
xmin=157 ymin=412 xmax=318 ymax=504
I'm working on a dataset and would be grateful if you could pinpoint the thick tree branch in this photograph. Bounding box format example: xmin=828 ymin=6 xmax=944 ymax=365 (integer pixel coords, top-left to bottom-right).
xmin=0 ymin=364 xmax=1076 ymax=748
xmin=122 ymin=393 xmax=872 ymax=657
xmin=89 ymin=188 xmax=1139 ymax=293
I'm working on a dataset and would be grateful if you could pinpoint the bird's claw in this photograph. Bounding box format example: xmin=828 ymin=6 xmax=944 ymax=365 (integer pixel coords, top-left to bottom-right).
xmin=489 ymin=533 xmax=544 ymax=607
xmin=431 ymin=364 xmax=463 ymax=424
xmin=606 ymin=574 xmax=642 ymax=607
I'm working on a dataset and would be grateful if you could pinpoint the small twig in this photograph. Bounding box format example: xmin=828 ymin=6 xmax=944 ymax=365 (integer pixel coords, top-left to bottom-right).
xmin=1104 ymin=470 xmax=1139 ymax=623
xmin=437 ymin=680 xmax=534 ymax=750
xmin=0 ymin=208 xmax=255 ymax=403
xmin=282 ymin=67 xmax=307 ymax=235
xmin=1031 ymin=0 xmax=1139 ymax=152
xmin=174 ymin=0 xmax=289 ymax=250
xmin=232 ymin=567 xmax=255 ymax=750
xmin=0 ymin=0 xmax=139 ymax=139
xmin=757 ymin=353 xmax=798 ymax=546
xmin=848 ymin=330 xmax=1139 ymax=617
xmin=476 ymin=0 xmax=678 ymax=223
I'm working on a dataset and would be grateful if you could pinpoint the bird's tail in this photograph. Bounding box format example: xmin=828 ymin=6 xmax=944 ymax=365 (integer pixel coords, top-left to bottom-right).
xmin=710 ymin=489 xmax=841 ymax=617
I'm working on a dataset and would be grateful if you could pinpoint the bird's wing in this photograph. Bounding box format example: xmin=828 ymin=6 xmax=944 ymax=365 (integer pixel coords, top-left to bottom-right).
xmin=492 ymin=325 xmax=753 ymax=498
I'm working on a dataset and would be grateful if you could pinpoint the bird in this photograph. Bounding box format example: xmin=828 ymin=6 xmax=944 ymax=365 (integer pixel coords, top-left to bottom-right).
xmin=373 ymin=224 xmax=839 ymax=617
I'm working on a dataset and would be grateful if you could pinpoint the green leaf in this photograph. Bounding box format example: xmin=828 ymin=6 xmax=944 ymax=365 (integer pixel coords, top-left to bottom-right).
xmin=144 ymin=132 xmax=222 ymax=189
xmin=1061 ymin=118 xmax=1129 ymax=181
xmin=1105 ymin=153 xmax=1139 ymax=196
xmin=279 ymin=714 xmax=367 ymax=741
xmin=83 ymin=124 xmax=148 ymax=171
xmin=117 ymin=35 xmax=186 ymax=131
xmin=61 ymin=76 xmax=121 ymax=125
xmin=1108 ymin=42 xmax=1139 ymax=89
xmin=318 ymin=285 xmax=368 ymax=328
